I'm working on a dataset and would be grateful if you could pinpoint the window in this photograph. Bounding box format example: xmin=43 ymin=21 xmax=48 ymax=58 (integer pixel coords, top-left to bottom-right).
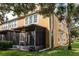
xmin=4 ymin=25 xmax=6 ymax=29
xmin=29 ymin=15 xmax=32 ymax=24
xmin=7 ymin=24 xmax=9 ymax=29
xmin=14 ymin=21 xmax=16 ymax=27
xmin=34 ymin=14 xmax=37 ymax=22
xmin=13 ymin=21 xmax=16 ymax=28
xmin=9 ymin=23 xmax=11 ymax=28
xmin=11 ymin=22 xmax=13 ymax=28
xmin=25 ymin=14 xmax=38 ymax=25
xmin=5 ymin=24 xmax=7 ymax=29
xmin=25 ymin=17 xmax=28 ymax=24
xmin=3 ymin=24 xmax=7 ymax=30
xmin=10 ymin=22 xmax=12 ymax=28
xmin=3 ymin=25 xmax=4 ymax=29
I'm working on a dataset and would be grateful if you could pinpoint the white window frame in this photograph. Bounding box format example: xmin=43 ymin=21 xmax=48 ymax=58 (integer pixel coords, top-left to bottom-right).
xmin=25 ymin=13 xmax=39 ymax=26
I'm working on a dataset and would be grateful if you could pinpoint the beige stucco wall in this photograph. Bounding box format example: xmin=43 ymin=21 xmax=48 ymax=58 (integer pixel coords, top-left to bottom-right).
xmin=1 ymin=25 xmax=3 ymax=31
xmin=0 ymin=25 xmax=2 ymax=31
xmin=16 ymin=17 xmax=25 ymax=28
xmin=53 ymin=15 xmax=59 ymax=48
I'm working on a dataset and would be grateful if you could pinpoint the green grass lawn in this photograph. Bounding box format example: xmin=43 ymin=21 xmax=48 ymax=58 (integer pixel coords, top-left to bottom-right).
xmin=0 ymin=40 xmax=79 ymax=56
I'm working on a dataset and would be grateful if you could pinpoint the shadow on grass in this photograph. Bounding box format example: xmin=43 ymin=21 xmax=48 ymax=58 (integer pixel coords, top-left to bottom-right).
xmin=0 ymin=48 xmax=79 ymax=56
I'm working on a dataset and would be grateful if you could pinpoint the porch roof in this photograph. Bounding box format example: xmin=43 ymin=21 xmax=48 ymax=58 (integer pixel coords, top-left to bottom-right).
xmin=14 ymin=24 xmax=46 ymax=32
xmin=0 ymin=30 xmax=11 ymax=34
xmin=0 ymin=24 xmax=46 ymax=33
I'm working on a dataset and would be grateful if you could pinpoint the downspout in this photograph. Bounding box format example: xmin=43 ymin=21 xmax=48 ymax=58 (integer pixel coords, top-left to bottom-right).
xmin=49 ymin=14 xmax=54 ymax=49
xmin=39 ymin=14 xmax=54 ymax=52
xmin=51 ymin=14 xmax=54 ymax=48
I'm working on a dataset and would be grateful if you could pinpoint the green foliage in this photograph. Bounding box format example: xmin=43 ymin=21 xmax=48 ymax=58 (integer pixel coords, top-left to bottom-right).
xmin=0 ymin=40 xmax=13 ymax=50
xmin=38 ymin=3 xmax=55 ymax=17
xmin=71 ymin=27 xmax=79 ymax=37
xmin=0 ymin=3 xmax=36 ymax=23
xmin=58 ymin=5 xmax=66 ymax=14
xmin=71 ymin=29 xmax=79 ymax=37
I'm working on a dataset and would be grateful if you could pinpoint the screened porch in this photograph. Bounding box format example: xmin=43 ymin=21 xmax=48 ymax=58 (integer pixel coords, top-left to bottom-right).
xmin=0 ymin=24 xmax=46 ymax=51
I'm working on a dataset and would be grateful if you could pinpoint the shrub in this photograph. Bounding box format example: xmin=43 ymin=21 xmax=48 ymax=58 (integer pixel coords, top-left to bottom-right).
xmin=0 ymin=40 xmax=13 ymax=50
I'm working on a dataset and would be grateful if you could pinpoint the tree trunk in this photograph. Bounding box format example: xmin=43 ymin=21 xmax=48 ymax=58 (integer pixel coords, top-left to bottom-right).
xmin=68 ymin=24 xmax=72 ymax=50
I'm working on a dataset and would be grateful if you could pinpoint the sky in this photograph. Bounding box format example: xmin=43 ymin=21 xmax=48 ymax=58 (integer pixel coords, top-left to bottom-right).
xmin=4 ymin=11 xmax=18 ymax=22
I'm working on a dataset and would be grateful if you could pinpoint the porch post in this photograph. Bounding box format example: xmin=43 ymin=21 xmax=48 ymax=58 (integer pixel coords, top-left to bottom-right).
xmin=23 ymin=28 xmax=26 ymax=46
xmin=7 ymin=32 xmax=10 ymax=40
xmin=19 ymin=32 xmax=20 ymax=46
xmin=13 ymin=31 xmax=17 ymax=44
xmin=2 ymin=34 xmax=3 ymax=40
xmin=34 ymin=27 xmax=36 ymax=48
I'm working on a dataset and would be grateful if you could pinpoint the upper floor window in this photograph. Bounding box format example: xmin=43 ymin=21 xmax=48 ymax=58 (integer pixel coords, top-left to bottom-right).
xmin=11 ymin=22 xmax=13 ymax=28
xmin=14 ymin=21 xmax=16 ymax=27
xmin=13 ymin=20 xmax=16 ymax=28
xmin=6 ymin=20 xmax=16 ymax=29
xmin=8 ymin=22 xmax=11 ymax=28
xmin=25 ymin=17 xmax=28 ymax=24
xmin=25 ymin=14 xmax=38 ymax=25
xmin=34 ymin=14 xmax=37 ymax=22
xmin=2 ymin=20 xmax=17 ymax=30
xmin=29 ymin=16 xmax=32 ymax=24
xmin=3 ymin=24 xmax=7 ymax=30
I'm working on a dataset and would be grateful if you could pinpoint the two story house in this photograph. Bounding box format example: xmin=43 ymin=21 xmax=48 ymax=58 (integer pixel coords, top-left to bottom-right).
xmin=0 ymin=6 xmax=69 ymax=51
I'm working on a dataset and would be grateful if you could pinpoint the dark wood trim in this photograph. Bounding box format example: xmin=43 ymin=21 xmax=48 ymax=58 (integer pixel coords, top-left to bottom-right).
xmin=34 ymin=27 xmax=36 ymax=48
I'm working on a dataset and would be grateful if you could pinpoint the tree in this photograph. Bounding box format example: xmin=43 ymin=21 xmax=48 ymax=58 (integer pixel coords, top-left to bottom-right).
xmin=38 ymin=3 xmax=79 ymax=50
xmin=38 ymin=3 xmax=55 ymax=17
xmin=71 ymin=27 xmax=79 ymax=38
xmin=65 ymin=4 xmax=79 ymax=50
xmin=57 ymin=3 xmax=79 ymax=50
xmin=0 ymin=3 xmax=36 ymax=23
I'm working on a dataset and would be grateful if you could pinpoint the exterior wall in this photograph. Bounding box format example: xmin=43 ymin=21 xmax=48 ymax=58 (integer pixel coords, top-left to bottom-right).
xmin=0 ymin=25 xmax=2 ymax=31
xmin=53 ymin=15 xmax=59 ymax=48
xmin=17 ymin=17 xmax=25 ymax=28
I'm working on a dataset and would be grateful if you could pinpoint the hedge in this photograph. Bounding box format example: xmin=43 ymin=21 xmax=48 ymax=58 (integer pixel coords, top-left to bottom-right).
xmin=0 ymin=40 xmax=13 ymax=50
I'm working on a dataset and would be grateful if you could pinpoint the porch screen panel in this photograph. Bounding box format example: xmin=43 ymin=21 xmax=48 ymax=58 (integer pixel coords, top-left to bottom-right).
xmin=29 ymin=31 xmax=34 ymax=46
xmin=13 ymin=32 xmax=19 ymax=45
xmin=36 ymin=29 xmax=45 ymax=48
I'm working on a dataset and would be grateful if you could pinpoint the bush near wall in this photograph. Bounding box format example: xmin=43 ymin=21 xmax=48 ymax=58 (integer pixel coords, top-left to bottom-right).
xmin=0 ymin=40 xmax=13 ymax=50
